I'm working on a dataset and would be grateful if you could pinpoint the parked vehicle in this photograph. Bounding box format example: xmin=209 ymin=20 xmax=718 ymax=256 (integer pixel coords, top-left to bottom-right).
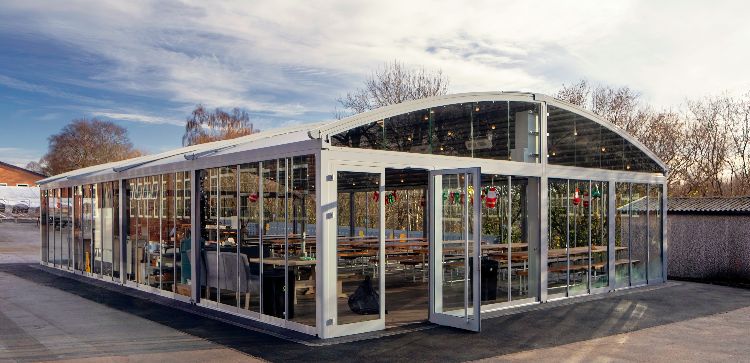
xmin=12 ymin=202 xmax=29 ymax=214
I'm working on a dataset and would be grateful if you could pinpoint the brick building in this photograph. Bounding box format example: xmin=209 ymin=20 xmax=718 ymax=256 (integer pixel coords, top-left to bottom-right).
xmin=0 ymin=161 xmax=46 ymax=187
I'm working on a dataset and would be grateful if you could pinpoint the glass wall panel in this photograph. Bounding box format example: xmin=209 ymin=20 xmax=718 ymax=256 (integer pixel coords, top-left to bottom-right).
xmin=568 ymin=180 xmax=590 ymax=296
xmin=41 ymin=190 xmax=49 ymax=263
xmin=510 ymin=177 xmax=530 ymax=300
xmin=615 ymin=183 xmax=630 ymax=288
xmin=290 ymin=156 xmax=316 ymax=326
xmin=217 ymin=166 xmax=239 ymax=308
xmin=440 ymin=172 xmax=472 ymax=312
xmin=91 ymin=184 xmax=101 ymax=275
xmin=82 ymin=185 xmax=93 ymax=273
xmin=175 ymin=172 xmax=191 ymax=296
xmin=333 ymin=101 xmax=540 ymax=163
xmin=200 ymin=168 xmax=218 ymax=302
xmin=63 ymin=187 xmax=72 ymax=269
xmin=547 ymin=105 xmax=663 ymax=173
xmin=547 ymin=179 xmax=568 ymax=296
xmin=480 ymin=175 xmax=510 ymax=305
xmin=336 ymin=171 xmax=380 ymax=325
xmin=126 ymin=180 xmax=137 ymax=283
xmin=630 ymin=183 xmax=648 ymax=285
xmin=135 ymin=177 xmax=151 ymax=284
xmin=113 ymin=182 xmax=120 ymax=279
xmin=101 ymin=182 xmax=114 ymax=278
xmin=648 ymin=184 xmax=663 ymax=282
xmin=146 ymin=176 xmax=160 ymax=286
xmin=262 ymin=159 xmax=291 ymax=319
xmin=51 ymin=189 xmax=59 ymax=266
xmin=591 ymin=182 xmax=608 ymax=288
xmin=74 ymin=186 xmax=84 ymax=271
xmin=239 ymin=163 xmax=261 ymax=312
xmin=161 ymin=174 xmax=175 ymax=292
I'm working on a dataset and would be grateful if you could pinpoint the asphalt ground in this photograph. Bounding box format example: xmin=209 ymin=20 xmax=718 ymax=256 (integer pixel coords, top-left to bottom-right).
xmin=2 ymin=222 xmax=750 ymax=362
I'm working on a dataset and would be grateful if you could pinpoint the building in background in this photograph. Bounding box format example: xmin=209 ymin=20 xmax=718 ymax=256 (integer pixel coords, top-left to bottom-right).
xmin=0 ymin=160 xmax=46 ymax=187
xmin=666 ymin=197 xmax=750 ymax=282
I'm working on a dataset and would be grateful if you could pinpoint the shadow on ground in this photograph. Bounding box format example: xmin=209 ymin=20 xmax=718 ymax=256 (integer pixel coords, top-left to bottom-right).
xmin=3 ymin=263 xmax=750 ymax=362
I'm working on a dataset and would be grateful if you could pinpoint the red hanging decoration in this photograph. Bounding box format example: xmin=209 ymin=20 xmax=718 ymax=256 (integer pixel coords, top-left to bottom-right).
xmin=572 ymin=188 xmax=581 ymax=206
xmin=373 ymin=191 xmax=379 ymax=202
xmin=485 ymin=186 xmax=498 ymax=208
xmin=248 ymin=192 xmax=259 ymax=203
xmin=583 ymin=191 xmax=590 ymax=208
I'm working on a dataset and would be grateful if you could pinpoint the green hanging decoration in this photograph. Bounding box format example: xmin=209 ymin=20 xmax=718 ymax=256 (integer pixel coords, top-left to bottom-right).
xmin=592 ymin=185 xmax=602 ymax=199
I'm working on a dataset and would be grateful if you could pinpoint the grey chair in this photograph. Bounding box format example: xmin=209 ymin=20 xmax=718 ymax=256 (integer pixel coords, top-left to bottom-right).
xmin=221 ymin=252 xmax=260 ymax=309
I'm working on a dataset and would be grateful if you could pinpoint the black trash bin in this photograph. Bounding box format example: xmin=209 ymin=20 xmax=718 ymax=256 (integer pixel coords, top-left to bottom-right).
xmin=262 ymin=268 xmax=295 ymax=319
xmin=469 ymin=257 xmax=499 ymax=301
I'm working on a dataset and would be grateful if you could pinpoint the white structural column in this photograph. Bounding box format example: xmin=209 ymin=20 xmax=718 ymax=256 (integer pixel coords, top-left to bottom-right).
xmin=539 ymin=100 xmax=549 ymax=302
xmin=317 ymin=149 xmax=335 ymax=338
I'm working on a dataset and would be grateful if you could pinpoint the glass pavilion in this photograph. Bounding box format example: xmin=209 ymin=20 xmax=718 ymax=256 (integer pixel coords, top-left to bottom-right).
xmin=38 ymin=92 xmax=667 ymax=338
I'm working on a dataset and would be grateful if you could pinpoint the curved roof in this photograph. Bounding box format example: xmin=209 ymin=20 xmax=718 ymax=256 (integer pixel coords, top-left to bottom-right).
xmin=39 ymin=91 xmax=665 ymax=185
xmin=311 ymin=91 xmax=667 ymax=172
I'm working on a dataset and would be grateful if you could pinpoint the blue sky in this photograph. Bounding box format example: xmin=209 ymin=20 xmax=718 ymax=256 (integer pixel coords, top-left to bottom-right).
xmin=1 ymin=1 xmax=749 ymax=167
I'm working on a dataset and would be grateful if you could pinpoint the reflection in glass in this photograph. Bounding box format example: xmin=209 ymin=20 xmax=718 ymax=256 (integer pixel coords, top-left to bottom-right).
xmin=239 ymin=163 xmax=262 ymax=312
xmin=41 ymin=190 xmax=48 ymax=263
xmin=547 ymin=105 xmax=664 ymax=173
xmin=261 ymin=159 xmax=291 ymax=319
xmin=548 ymin=179 xmax=568 ymax=296
xmin=175 ymin=172 xmax=192 ymax=296
xmin=440 ymin=173 xmax=472 ymax=313
xmin=113 ymin=183 xmax=120 ymax=279
xmin=161 ymin=174 xmax=175 ymax=292
xmin=101 ymin=182 xmax=114 ymax=278
xmin=568 ymin=180 xmax=590 ymax=296
xmin=630 ymin=184 xmax=648 ymax=285
xmin=648 ymin=184 xmax=663 ymax=282
xmin=337 ymin=171 xmax=381 ymax=325
xmin=591 ymin=182 xmax=608 ymax=289
xmin=615 ymin=183 xmax=631 ymax=288
xmin=74 ymin=186 xmax=83 ymax=271
xmin=290 ymin=156 xmax=317 ymax=326
xmin=333 ymin=101 xmax=540 ymax=163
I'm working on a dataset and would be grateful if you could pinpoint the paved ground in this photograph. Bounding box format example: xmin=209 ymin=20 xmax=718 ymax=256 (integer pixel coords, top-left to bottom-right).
xmin=0 ymin=222 xmax=39 ymax=264
xmin=2 ymin=222 xmax=750 ymax=362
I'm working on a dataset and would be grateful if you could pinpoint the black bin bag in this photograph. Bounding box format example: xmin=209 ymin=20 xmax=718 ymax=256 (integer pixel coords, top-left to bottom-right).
xmin=348 ymin=275 xmax=380 ymax=315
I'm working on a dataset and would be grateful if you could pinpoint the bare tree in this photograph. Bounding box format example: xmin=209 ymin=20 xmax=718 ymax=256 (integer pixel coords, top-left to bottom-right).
xmin=727 ymin=93 xmax=750 ymax=195
xmin=333 ymin=60 xmax=449 ymax=146
xmin=556 ymin=79 xmax=590 ymax=108
xmin=680 ymin=97 xmax=732 ymax=196
xmin=24 ymin=161 xmax=46 ymax=175
xmin=41 ymin=118 xmax=142 ymax=176
xmin=182 ymin=105 xmax=259 ymax=146
xmin=337 ymin=60 xmax=449 ymax=116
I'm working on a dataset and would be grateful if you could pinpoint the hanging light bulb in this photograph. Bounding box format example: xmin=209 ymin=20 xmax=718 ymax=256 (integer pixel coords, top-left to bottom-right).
xmin=491 ymin=124 xmax=496 ymax=130
xmin=475 ymin=106 xmax=480 ymax=112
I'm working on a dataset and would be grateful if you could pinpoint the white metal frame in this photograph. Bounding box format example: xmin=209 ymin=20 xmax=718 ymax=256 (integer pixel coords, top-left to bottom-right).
xmin=37 ymin=91 xmax=671 ymax=339
xmin=428 ymin=167 xmax=482 ymax=332
xmin=320 ymin=161 xmax=386 ymax=338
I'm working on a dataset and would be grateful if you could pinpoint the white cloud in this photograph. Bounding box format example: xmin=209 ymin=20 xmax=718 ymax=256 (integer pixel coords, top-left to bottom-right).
xmin=92 ymin=111 xmax=182 ymax=126
xmin=0 ymin=147 xmax=42 ymax=167
xmin=1 ymin=0 xmax=749 ymax=124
